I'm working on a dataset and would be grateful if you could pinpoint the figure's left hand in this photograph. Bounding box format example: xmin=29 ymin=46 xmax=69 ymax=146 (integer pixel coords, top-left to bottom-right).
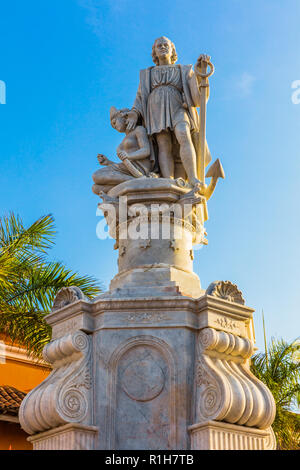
xmin=196 ymin=54 xmax=211 ymax=67
xmin=97 ymin=154 xmax=109 ymax=165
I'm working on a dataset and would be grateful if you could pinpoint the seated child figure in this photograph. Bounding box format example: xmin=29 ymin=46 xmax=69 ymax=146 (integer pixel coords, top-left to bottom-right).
xmin=92 ymin=107 xmax=155 ymax=194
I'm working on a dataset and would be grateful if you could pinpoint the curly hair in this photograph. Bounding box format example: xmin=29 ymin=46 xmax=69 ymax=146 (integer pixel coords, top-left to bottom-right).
xmin=151 ymin=37 xmax=178 ymax=66
xmin=110 ymin=106 xmax=130 ymax=123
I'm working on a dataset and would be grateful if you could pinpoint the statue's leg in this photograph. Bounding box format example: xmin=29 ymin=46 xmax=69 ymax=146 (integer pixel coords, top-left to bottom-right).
xmin=92 ymin=166 xmax=133 ymax=186
xmin=156 ymin=131 xmax=174 ymax=179
xmin=174 ymin=122 xmax=199 ymax=185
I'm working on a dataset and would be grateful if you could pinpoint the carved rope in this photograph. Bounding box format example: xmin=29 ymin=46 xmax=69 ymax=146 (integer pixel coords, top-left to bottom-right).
xmin=194 ymin=328 xmax=276 ymax=429
xmin=19 ymin=331 xmax=92 ymax=435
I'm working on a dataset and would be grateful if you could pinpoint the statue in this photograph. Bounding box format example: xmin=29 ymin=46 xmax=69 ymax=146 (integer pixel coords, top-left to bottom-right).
xmin=93 ymin=36 xmax=224 ymax=200
xmin=92 ymin=106 xmax=156 ymax=195
xmin=126 ymin=36 xmax=213 ymax=188
xmin=18 ymin=37 xmax=277 ymax=453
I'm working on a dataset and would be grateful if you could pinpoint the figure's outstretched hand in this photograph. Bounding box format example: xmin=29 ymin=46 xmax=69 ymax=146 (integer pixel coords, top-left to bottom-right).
xmin=98 ymin=154 xmax=108 ymax=165
xmin=126 ymin=110 xmax=138 ymax=131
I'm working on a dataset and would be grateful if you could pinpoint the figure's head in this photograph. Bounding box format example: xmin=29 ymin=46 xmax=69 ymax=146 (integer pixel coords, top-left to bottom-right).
xmin=152 ymin=36 xmax=178 ymax=66
xmin=110 ymin=106 xmax=130 ymax=133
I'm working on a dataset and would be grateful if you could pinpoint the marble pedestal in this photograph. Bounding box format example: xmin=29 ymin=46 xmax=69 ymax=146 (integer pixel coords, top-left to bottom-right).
xmin=19 ymin=180 xmax=276 ymax=450
xmin=19 ymin=291 xmax=276 ymax=450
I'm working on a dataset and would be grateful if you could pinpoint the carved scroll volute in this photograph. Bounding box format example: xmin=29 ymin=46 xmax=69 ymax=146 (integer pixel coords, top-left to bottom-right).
xmin=19 ymin=331 xmax=93 ymax=436
xmin=194 ymin=328 xmax=276 ymax=430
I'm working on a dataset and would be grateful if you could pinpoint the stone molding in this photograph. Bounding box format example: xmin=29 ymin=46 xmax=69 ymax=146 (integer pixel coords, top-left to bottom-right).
xmin=189 ymin=421 xmax=276 ymax=450
xmin=28 ymin=423 xmax=98 ymax=450
xmin=44 ymin=294 xmax=255 ymax=343
xmin=0 ymin=414 xmax=19 ymax=423
xmin=19 ymin=331 xmax=93 ymax=435
xmin=0 ymin=342 xmax=50 ymax=368
xmin=193 ymin=327 xmax=276 ymax=429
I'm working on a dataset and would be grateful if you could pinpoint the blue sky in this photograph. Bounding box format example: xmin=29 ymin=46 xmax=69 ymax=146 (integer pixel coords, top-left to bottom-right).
xmin=0 ymin=0 xmax=300 ymax=352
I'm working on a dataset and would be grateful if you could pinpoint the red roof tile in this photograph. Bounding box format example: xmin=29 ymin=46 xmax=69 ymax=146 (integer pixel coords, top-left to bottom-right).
xmin=0 ymin=386 xmax=26 ymax=416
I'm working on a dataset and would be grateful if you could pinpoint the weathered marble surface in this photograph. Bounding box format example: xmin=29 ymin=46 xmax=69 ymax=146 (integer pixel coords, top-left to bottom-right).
xmin=28 ymin=424 xmax=98 ymax=450
xmin=18 ymin=36 xmax=276 ymax=451
xmin=19 ymin=286 xmax=276 ymax=450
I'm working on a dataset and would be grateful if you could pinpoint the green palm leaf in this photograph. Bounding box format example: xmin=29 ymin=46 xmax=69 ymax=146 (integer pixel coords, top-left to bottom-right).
xmin=251 ymin=337 xmax=300 ymax=450
xmin=0 ymin=213 xmax=102 ymax=357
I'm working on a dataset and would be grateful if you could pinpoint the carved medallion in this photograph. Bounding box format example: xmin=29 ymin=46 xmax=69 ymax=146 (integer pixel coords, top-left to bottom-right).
xmin=61 ymin=389 xmax=87 ymax=421
xmin=121 ymin=358 xmax=165 ymax=402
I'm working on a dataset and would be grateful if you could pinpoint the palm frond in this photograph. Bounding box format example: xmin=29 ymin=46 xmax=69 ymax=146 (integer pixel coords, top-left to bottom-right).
xmin=251 ymin=336 xmax=300 ymax=449
xmin=0 ymin=212 xmax=102 ymax=358
xmin=0 ymin=213 xmax=55 ymax=255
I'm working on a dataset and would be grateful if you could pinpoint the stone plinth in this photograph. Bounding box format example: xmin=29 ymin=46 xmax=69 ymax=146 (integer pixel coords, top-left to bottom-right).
xmin=19 ymin=180 xmax=276 ymax=450
xmin=99 ymin=178 xmax=207 ymax=299
xmin=28 ymin=424 xmax=99 ymax=450
xmin=189 ymin=421 xmax=276 ymax=450
xmin=19 ymin=287 xmax=276 ymax=450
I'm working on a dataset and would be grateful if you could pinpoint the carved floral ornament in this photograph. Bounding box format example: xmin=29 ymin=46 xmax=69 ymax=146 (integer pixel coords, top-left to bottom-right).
xmin=205 ymin=280 xmax=245 ymax=305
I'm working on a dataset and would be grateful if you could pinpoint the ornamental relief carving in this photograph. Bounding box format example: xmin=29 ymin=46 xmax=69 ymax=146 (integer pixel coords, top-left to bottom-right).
xmin=206 ymin=280 xmax=245 ymax=305
xmin=194 ymin=331 xmax=276 ymax=429
xmin=19 ymin=331 xmax=93 ymax=435
xmin=196 ymin=362 xmax=210 ymax=386
xmin=52 ymin=286 xmax=90 ymax=312
xmin=53 ymin=318 xmax=82 ymax=339
xmin=59 ymin=388 xmax=88 ymax=421
xmin=214 ymin=316 xmax=238 ymax=331
xmin=126 ymin=312 xmax=170 ymax=323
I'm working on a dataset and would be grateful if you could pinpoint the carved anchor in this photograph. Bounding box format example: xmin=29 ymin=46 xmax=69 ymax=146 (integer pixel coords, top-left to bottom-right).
xmin=204 ymin=158 xmax=225 ymax=201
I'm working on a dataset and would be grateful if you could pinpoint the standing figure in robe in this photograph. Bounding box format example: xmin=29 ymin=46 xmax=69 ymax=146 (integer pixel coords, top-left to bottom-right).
xmin=126 ymin=36 xmax=212 ymax=187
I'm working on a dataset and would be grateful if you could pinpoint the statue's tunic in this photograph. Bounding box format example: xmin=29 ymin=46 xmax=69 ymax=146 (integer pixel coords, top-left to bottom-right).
xmin=146 ymin=65 xmax=192 ymax=135
xmin=132 ymin=64 xmax=212 ymax=169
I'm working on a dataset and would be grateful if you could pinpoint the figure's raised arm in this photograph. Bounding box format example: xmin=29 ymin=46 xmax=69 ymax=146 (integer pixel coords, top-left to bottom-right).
xmin=126 ymin=109 xmax=139 ymax=131
xmin=195 ymin=54 xmax=214 ymax=102
xmin=126 ymin=126 xmax=150 ymax=161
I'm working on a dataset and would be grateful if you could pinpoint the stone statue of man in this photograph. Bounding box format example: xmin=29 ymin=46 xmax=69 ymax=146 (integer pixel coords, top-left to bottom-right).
xmin=126 ymin=36 xmax=212 ymax=186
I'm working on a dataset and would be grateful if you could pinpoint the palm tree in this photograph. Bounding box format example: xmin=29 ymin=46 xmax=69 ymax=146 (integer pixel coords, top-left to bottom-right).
xmin=251 ymin=337 xmax=300 ymax=450
xmin=0 ymin=213 xmax=101 ymax=358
